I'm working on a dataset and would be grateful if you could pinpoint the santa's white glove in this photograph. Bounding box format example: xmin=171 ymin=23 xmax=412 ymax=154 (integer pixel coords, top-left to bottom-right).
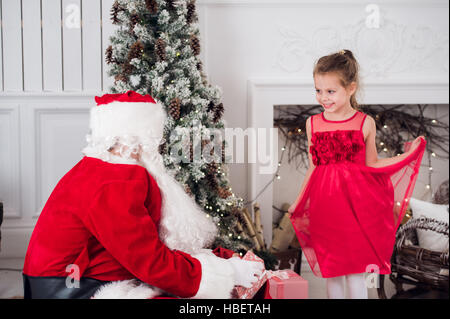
xmin=228 ymin=257 xmax=265 ymax=288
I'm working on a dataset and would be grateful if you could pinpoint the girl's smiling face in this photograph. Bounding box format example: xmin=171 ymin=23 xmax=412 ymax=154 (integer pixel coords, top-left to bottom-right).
xmin=314 ymin=72 xmax=357 ymax=113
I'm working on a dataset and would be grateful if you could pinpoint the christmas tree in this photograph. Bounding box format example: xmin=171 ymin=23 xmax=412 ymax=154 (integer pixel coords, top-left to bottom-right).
xmin=105 ymin=0 xmax=257 ymax=254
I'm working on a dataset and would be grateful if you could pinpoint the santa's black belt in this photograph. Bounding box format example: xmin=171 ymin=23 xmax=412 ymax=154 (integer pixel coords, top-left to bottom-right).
xmin=23 ymin=274 xmax=111 ymax=299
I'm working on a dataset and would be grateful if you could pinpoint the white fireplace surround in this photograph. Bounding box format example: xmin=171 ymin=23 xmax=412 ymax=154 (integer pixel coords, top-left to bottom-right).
xmin=248 ymin=78 xmax=449 ymax=245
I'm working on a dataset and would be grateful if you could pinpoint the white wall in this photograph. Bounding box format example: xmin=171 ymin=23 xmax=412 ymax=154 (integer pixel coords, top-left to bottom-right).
xmin=0 ymin=0 xmax=449 ymax=271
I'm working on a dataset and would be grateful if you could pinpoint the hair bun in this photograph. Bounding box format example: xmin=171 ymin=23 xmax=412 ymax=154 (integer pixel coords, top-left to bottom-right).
xmin=340 ymin=49 xmax=356 ymax=60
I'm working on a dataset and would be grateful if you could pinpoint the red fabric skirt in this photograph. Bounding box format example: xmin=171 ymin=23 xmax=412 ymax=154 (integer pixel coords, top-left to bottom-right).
xmin=290 ymin=138 xmax=427 ymax=278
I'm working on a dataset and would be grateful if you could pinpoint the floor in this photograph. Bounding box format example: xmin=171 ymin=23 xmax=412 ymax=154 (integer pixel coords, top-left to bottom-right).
xmin=0 ymin=259 xmax=24 ymax=299
xmin=0 ymin=258 xmax=402 ymax=299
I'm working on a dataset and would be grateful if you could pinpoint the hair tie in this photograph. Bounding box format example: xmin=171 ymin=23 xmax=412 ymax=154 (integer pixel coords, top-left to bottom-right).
xmin=339 ymin=50 xmax=346 ymax=55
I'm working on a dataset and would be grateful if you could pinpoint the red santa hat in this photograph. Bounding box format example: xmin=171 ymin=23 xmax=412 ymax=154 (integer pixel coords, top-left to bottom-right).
xmin=89 ymin=90 xmax=167 ymax=143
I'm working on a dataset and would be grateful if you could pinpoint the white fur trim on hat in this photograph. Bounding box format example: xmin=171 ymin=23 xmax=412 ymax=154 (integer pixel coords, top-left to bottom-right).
xmin=90 ymin=101 xmax=167 ymax=141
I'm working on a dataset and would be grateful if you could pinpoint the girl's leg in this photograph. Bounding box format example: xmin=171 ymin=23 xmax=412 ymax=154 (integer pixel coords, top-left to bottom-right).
xmin=345 ymin=273 xmax=368 ymax=299
xmin=326 ymin=276 xmax=345 ymax=299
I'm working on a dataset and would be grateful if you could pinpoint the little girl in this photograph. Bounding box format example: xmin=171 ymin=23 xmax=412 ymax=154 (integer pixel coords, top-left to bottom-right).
xmin=288 ymin=49 xmax=426 ymax=299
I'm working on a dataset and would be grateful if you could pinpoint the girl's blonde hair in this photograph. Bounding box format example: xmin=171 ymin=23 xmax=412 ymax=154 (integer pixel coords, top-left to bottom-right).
xmin=313 ymin=49 xmax=361 ymax=110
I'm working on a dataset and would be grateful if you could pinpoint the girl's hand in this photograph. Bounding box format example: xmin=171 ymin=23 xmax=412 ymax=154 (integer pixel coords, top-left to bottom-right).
xmin=407 ymin=136 xmax=425 ymax=154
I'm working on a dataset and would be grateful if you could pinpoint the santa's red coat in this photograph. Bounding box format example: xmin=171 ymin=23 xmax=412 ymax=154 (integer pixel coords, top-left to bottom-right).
xmin=23 ymin=156 xmax=234 ymax=298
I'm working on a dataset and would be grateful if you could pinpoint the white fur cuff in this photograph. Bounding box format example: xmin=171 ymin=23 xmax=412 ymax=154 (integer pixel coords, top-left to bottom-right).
xmin=91 ymin=279 xmax=163 ymax=299
xmin=191 ymin=250 xmax=235 ymax=299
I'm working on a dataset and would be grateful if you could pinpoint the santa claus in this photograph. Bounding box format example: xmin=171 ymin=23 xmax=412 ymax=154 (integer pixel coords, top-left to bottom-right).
xmin=22 ymin=91 xmax=263 ymax=299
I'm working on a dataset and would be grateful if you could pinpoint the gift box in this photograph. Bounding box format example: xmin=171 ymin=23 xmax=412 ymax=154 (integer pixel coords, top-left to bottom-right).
xmin=264 ymin=269 xmax=308 ymax=299
xmin=232 ymin=251 xmax=268 ymax=299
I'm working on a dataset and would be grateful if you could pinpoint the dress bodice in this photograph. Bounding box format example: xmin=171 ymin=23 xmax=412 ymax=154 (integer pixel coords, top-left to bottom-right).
xmin=310 ymin=111 xmax=368 ymax=166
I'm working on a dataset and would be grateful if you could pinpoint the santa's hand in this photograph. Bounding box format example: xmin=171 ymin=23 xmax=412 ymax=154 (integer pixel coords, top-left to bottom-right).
xmin=228 ymin=257 xmax=264 ymax=288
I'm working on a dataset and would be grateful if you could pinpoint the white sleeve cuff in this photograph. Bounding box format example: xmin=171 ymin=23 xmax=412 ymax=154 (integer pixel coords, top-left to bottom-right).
xmin=191 ymin=250 xmax=235 ymax=299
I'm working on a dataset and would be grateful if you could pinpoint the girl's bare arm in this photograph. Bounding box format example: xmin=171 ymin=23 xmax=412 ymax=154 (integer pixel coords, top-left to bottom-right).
xmin=364 ymin=115 xmax=424 ymax=168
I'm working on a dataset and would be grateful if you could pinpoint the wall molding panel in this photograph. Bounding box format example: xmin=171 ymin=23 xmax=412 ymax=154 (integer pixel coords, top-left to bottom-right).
xmin=0 ymin=105 xmax=21 ymax=219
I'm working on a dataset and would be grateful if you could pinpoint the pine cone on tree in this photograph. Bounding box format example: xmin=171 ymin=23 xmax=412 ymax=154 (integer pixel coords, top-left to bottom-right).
xmin=201 ymin=139 xmax=215 ymax=158
xmin=190 ymin=35 xmax=201 ymax=56
xmin=207 ymin=162 xmax=218 ymax=174
xmin=114 ymin=73 xmax=128 ymax=84
xmin=185 ymin=184 xmax=193 ymax=196
xmin=145 ymin=0 xmax=158 ymax=14
xmin=197 ymin=61 xmax=203 ymax=72
xmin=189 ymin=140 xmax=194 ymax=163
xmin=129 ymin=12 xmax=140 ymax=32
xmin=168 ymin=98 xmax=181 ymax=120
xmin=213 ymin=103 xmax=224 ymax=123
xmin=186 ymin=1 xmax=197 ymax=24
xmin=166 ymin=0 xmax=175 ymax=10
xmin=155 ymin=38 xmax=166 ymax=62
xmin=207 ymin=101 xmax=215 ymax=113
xmin=111 ymin=0 xmax=124 ymax=24
xmin=218 ymin=187 xmax=232 ymax=199
xmin=105 ymin=45 xmax=114 ymax=64
xmin=128 ymin=41 xmax=144 ymax=61
xmin=206 ymin=169 xmax=218 ymax=191
xmin=122 ymin=62 xmax=134 ymax=76
xmin=158 ymin=141 xmax=167 ymax=155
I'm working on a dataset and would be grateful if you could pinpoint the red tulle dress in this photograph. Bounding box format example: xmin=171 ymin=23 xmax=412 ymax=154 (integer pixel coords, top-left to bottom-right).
xmin=290 ymin=110 xmax=427 ymax=278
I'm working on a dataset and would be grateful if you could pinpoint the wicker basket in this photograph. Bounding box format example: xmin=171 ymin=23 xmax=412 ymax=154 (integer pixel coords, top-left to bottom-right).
xmin=389 ymin=216 xmax=449 ymax=296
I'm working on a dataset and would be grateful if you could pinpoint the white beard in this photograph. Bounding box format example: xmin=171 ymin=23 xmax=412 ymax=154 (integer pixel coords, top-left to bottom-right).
xmin=139 ymin=150 xmax=218 ymax=254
